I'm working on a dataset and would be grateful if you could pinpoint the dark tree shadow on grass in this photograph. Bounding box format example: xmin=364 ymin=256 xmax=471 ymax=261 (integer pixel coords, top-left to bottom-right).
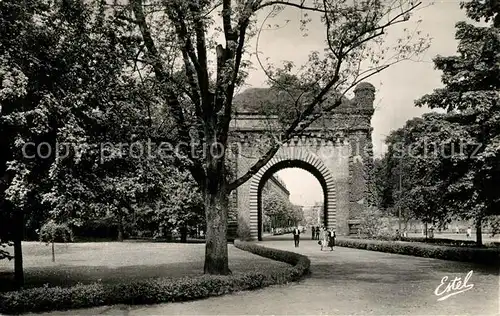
xmin=0 ymin=262 xmax=202 ymax=292
xmin=0 ymin=255 xmax=289 ymax=292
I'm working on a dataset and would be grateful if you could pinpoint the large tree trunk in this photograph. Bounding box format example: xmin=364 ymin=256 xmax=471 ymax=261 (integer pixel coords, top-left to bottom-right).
xmin=51 ymin=241 xmax=55 ymax=262
xmin=476 ymin=218 xmax=482 ymax=247
xmin=203 ymin=185 xmax=231 ymax=275
xmin=202 ymin=111 xmax=232 ymax=275
xmin=117 ymin=225 xmax=123 ymax=242
xmin=14 ymin=212 xmax=24 ymax=288
xmin=163 ymin=226 xmax=170 ymax=241
xmin=180 ymin=226 xmax=188 ymax=243
xmin=117 ymin=216 xmax=124 ymax=242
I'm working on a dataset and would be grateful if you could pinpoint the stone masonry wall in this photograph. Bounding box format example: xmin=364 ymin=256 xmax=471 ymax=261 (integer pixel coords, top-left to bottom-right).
xmin=229 ymin=82 xmax=376 ymax=239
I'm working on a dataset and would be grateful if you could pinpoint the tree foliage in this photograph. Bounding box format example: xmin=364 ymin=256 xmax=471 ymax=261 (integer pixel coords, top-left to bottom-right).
xmin=112 ymin=0 xmax=427 ymax=274
xmin=0 ymin=0 xmax=205 ymax=281
xmin=414 ymin=0 xmax=500 ymax=227
xmin=0 ymin=241 xmax=14 ymax=261
xmin=39 ymin=220 xmax=73 ymax=243
xmin=262 ymin=185 xmax=303 ymax=227
xmin=358 ymin=207 xmax=395 ymax=238
xmin=135 ymin=169 xmax=204 ymax=238
xmin=0 ymin=1 xmax=145 ymax=270
xmin=1 ymin=0 xmax=429 ymax=276
xmin=382 ymin=113 xmax=473 ymax=225
xmin=376 ymin=0 xmax=499 ymax=245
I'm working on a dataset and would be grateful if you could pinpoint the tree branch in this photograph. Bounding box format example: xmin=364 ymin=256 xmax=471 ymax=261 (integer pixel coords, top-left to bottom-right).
xmin=228 ymin=53 xmax=343 ymax=191
xmin=130 ymin=0 xmax=206 ymax=184
xmin=186 ymin=2 xmax=211 ymax=101
xmin=218 ymin=19 xmax=251 ymax=145
xmin=342 ymin=2 xmax=422 ymax=56
xmin=131 ymin=0 xmax=184 ymax=123
xmin=180 ymin=49 xmax=203 ymax=117
xmin=257 ymin=0 xmax=326 ymax=13
xmin=167 ymin=7 xmax=207 ymax=98
xmin=222 ymin=0 xmax=235 ymax=39
xmin=227 ymin=0 xmax=421 ymax=190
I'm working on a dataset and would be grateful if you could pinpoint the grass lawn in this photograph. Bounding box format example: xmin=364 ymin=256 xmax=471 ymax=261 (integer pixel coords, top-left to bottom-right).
xmin=0 ymin=241 xmax=289 ymax=292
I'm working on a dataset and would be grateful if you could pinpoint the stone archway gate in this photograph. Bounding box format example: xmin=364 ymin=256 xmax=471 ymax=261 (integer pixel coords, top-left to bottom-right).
xmin=228 ymin=82 xmax=376 ymax=240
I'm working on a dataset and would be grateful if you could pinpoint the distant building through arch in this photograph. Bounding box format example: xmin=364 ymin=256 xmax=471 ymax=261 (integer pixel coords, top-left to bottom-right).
xmin=261 ymin=173 xmax=292 ymax=233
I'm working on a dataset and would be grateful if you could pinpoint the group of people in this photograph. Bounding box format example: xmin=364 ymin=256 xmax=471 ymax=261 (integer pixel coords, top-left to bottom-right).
xmin=455 ymin=225 xmax=472 ymax=237
xmin=292 ymin=226 xmax=336 ymax=251
xmin=316 ymin=226 xmax=336 ymax=251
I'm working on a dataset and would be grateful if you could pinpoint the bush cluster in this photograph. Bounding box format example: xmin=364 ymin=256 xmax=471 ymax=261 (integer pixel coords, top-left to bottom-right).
xmin=398 ymin=236 xmax=500 ymax=248
xmin=336 ymin=238 xmax=500 ymax=265
xmin=236 ymin=217 xmax=252 ymax=241
xmin=39 ymin=221 xmax=73 ymax=243
xmin=0 ymin=242 xmax=310 ymax=315
xmin=354 ymin=234 xmax=500 ymax=248
xmin=233 ymin=240 xmax=311 ymax=277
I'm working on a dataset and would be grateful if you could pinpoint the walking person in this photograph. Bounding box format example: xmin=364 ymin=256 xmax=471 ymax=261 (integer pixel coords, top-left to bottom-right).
xmin=466 ymin=227 xmax=472 ymax=239
xmin=319 ymin=227 xmax=328 ymax=251
xmin=318 ymin=227 xmax=324 ymax=251
xmin=315 ymin=226 xmax=320 ymax=240
xmin=311 ymin=226 xmax=316 ymax=240
xmin=293 ymin=226 xmax=300 ymax=247
xmin=328 ymin=229 xmax=336 ymax=251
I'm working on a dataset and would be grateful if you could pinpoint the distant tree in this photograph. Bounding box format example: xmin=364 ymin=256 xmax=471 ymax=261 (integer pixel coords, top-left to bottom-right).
xmin=1 ymin=0 xmax=130 ymax=285
xmin=289 ymin=204 xmax=305 ymax=226
xmin=414 ymin=0 xmax=500 ymax=245
xmin=262 ymin=187 xmax=288 ymax=228
xmin=358 ymin=206 xmax=395 ymax=238
xmin=146 ymin=169 xmax=204 ymax=242
xmin=39 ymin=220 xmax=73 ymax=262
xmin=112 ymin=0 xmax=427 ymax=274
xmin=370 ymin=157 xmax=392 ymax=212
xmin=383 ymin=113 xmax=472 ymax=229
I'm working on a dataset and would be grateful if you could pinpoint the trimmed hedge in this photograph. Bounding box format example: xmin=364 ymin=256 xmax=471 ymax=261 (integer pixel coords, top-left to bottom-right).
xmin=358 ymin=235 xmax=500 ymax=248
xmin=399 ymin=236 xmax=500 ymax=248
xmin=0 ymin=242 xmax=310 ymax=315
xmin=336 ymin=238 xmax=500 ymax=265
xmin=233 ymin=240 xmax=311 ymax=276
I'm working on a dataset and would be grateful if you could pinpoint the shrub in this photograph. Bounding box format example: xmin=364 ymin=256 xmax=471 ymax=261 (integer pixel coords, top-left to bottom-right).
xmin=358 ymin=207 xmax=396 ymax=239
xmin=0 ymin=241 xmax=14 ymax=261
xmin=353 ymin=235 xmax=500 ymax=248
xmin=399 ymin=236 xmax=500 ymax=248
xmin=72 ymin=217 xmax=123 ymax=241
xmin=236 ymin=217 xmax=252 ymax=241
xmin=234 ymin=240 xmax=310 ymax=277
xmin=0 ymin=242 xmax=310 ymax=314
xmin=336 ymin=238 xmax=500 ymax=265
xmin=39 ymin=221 xmax=73 ymax=243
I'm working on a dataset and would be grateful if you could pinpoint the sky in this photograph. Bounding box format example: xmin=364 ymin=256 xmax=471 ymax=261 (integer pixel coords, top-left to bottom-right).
xmin=250 ymin=1 xmax=468 ymax=206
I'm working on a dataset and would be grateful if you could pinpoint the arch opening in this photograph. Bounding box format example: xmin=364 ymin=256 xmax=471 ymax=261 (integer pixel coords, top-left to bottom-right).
xmin=257 ymin=160 xmax=328 ymax=241
xmin=248 ymin=151 xmax=337 ymax=240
